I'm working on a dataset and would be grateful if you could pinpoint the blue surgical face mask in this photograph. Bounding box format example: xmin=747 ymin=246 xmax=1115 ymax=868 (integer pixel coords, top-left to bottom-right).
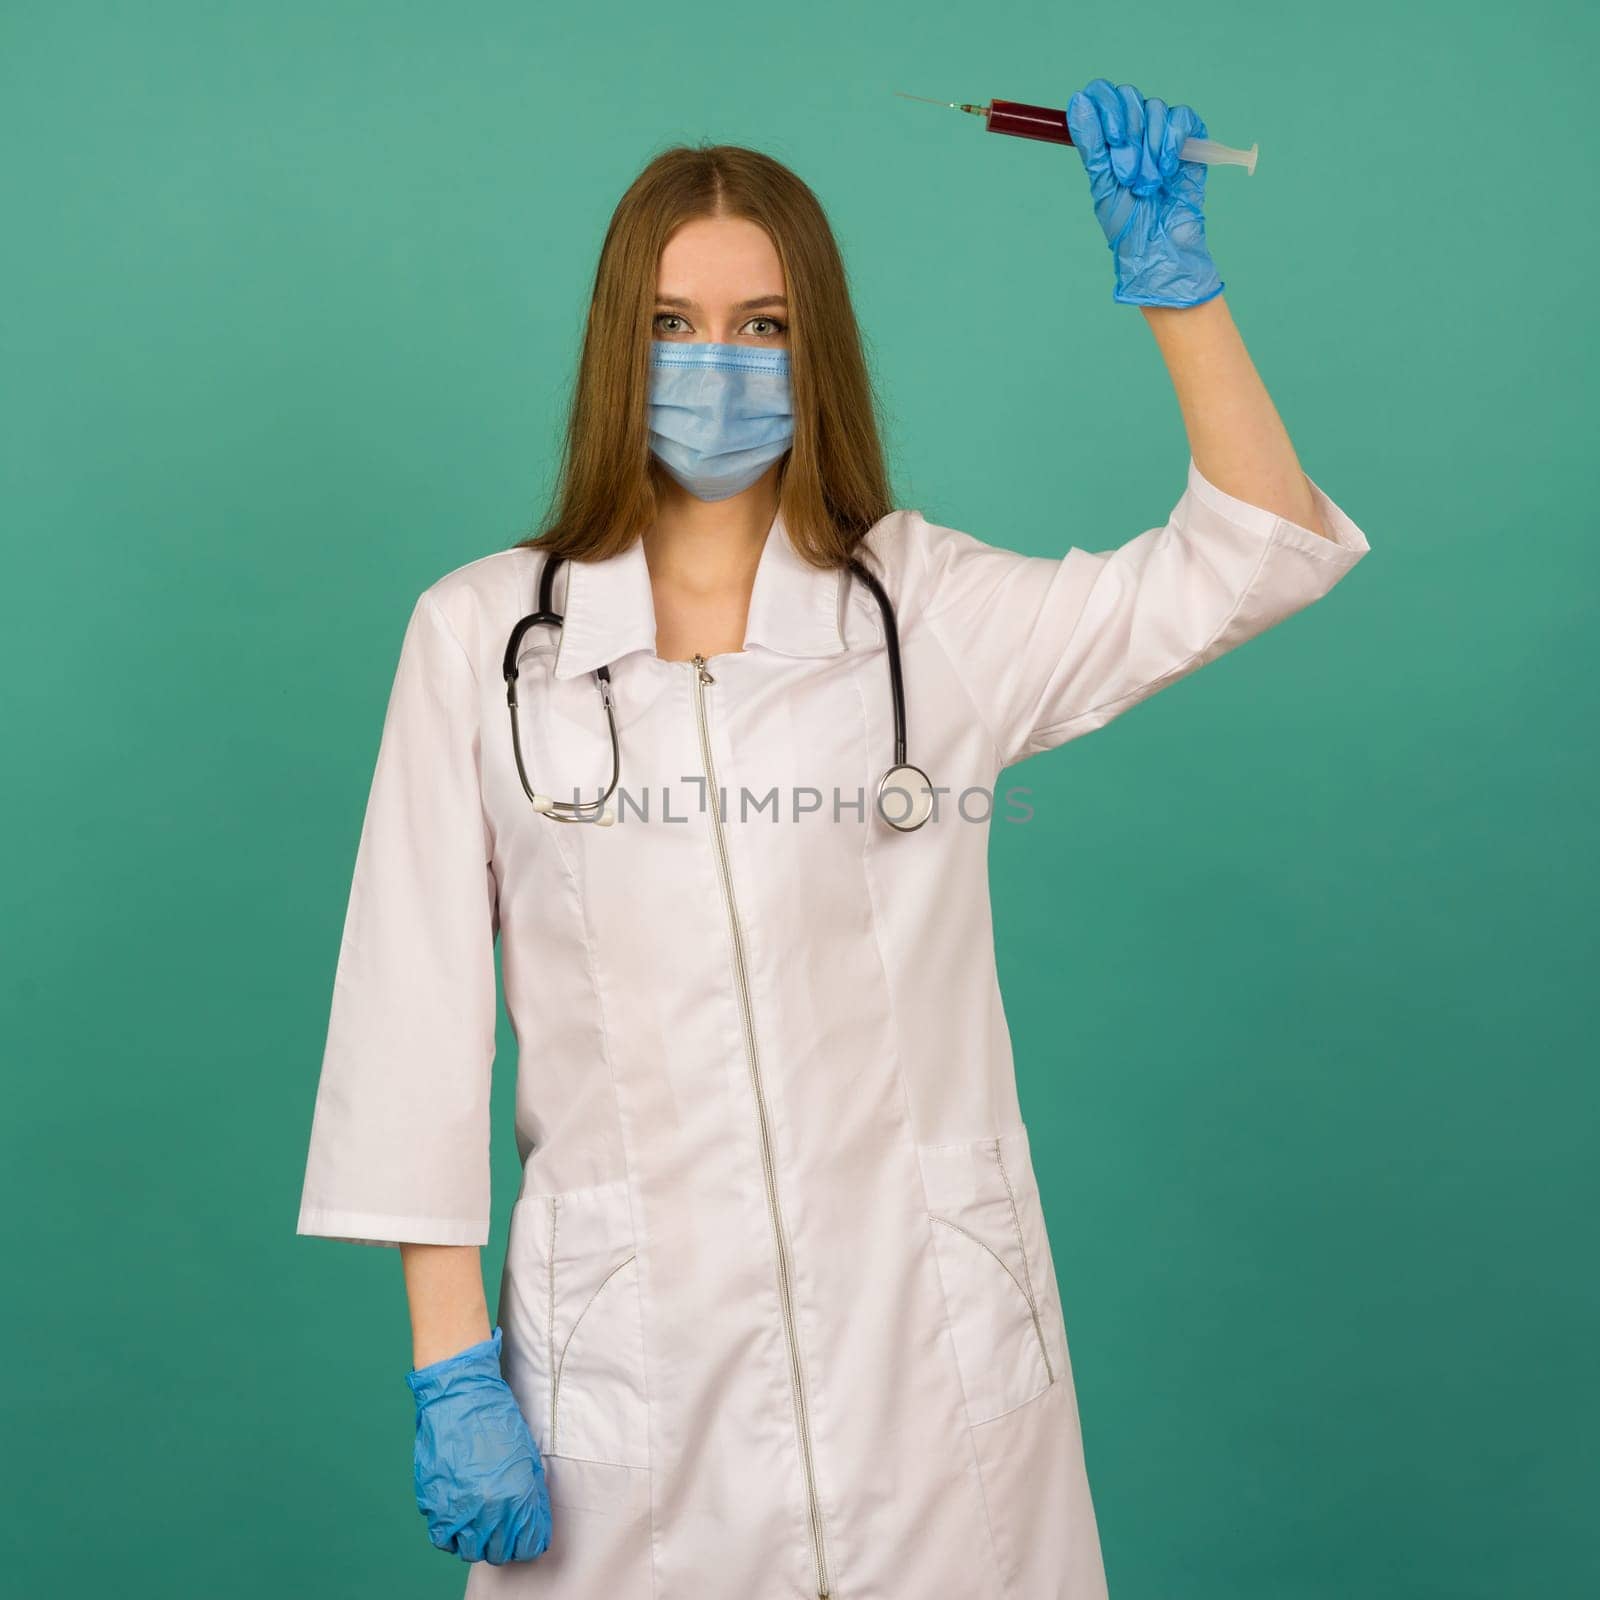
xmin=646 ymin=340 xmax=794 ymax=502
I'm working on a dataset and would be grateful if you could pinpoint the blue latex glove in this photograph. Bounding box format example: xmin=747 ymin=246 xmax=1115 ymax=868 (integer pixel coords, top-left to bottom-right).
xmin=1065 ymin=78 xmax=1224 ymax=309
xmin=406 ymin=1326 xmax=553 ymax=1565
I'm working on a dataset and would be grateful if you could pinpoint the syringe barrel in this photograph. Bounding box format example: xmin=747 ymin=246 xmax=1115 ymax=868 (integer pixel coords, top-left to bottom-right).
xmin=985 ymin=99 xmax=1073 ymax=146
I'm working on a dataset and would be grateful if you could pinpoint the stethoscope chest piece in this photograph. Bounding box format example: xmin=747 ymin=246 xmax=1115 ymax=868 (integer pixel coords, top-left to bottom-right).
xmin=877 ymin=763 xmax=935 ymax=832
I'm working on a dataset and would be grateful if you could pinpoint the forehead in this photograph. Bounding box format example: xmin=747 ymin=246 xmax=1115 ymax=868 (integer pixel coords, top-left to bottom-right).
xmin=656 ymin=216 xmax=785 ymax=301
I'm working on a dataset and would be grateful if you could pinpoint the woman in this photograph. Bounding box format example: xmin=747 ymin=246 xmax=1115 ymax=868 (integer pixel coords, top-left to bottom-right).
xmin=297 ymin=77 xmax=1371 ymax=1599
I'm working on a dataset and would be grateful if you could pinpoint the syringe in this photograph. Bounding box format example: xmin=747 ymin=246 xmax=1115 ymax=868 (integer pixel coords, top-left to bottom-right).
xmin=895 ymin=92 xmax=1259 ymax=175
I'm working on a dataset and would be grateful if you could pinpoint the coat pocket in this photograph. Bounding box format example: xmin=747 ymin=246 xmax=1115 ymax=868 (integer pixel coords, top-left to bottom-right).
xmin=498 ymin=1176 xmax=650 ymax=1471
xmin=916 ymin=1125 xmax=1066 ymax=1426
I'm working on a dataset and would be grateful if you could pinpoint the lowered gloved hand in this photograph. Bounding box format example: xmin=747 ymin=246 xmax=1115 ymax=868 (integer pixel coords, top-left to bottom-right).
xmin=406 ymin=1325 xmax=553 ymax=1565
xmin=1065 ymin=78 xmax=1224 ymax=309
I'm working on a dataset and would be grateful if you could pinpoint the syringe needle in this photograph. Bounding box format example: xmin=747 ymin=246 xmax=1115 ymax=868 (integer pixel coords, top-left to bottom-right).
xmin=894 ymin=91 xmax=990 ymax=117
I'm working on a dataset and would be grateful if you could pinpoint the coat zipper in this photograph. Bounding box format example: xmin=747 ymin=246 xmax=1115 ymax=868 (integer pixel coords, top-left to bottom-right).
xmin=689 ymin=653 xmax=832 ymax=1600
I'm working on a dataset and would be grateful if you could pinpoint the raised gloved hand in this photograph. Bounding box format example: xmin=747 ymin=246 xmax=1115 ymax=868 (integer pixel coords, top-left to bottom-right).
xmin=406 ymin=1325 xmax=553 ymax=1565
xmin=1065 ymin=78 xmax=1224 ymax=309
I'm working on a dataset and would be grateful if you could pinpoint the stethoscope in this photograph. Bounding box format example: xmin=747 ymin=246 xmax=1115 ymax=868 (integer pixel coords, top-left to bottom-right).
xmin=502 ymin=552 xmax=936 ymax=832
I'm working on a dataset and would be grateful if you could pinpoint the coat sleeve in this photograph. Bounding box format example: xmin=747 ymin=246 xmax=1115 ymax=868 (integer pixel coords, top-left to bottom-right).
xmin=912 ymin=456 xmax=1373 ymax=770
xmin=296 ymin=589 xmax=499 ymax=1249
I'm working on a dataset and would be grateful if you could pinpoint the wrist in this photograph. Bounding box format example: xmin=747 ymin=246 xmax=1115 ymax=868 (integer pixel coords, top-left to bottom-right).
xmin=1122 ymin=274 xmax=1225 ymax=312
xmin=1135 ymin=283 xmax=1228 ymax=318
xmin=406 ymin=1325 xmax=504 ymax=1403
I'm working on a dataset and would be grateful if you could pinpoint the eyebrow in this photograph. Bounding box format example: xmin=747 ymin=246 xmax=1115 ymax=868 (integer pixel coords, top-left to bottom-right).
xmin=655 ymin=294 xmax=788 ymax=313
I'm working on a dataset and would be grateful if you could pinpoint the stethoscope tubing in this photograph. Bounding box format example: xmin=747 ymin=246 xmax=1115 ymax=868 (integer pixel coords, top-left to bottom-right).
xmin=503 ymin=549 xmax=933 ymax=831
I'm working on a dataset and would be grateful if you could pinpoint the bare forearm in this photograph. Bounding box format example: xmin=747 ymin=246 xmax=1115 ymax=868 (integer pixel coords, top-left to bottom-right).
xmin=400 ymin=1243 xmax=492 ymax=1368
xmin=1140 ymin=294 xmax=1327 ymax=539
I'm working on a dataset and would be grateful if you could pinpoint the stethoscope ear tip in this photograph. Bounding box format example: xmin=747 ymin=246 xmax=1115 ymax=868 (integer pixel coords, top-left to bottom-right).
xmin=531 ymin=790 xmax=617 ymax=825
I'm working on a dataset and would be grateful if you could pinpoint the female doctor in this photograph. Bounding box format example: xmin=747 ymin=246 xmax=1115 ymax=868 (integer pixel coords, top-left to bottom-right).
xmin=297 ymin=78 xmax=1371 ymax=1599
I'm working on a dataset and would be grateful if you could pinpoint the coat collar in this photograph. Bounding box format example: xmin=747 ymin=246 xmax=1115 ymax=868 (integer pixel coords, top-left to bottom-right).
xmin=549 ymin=504 xmax=868 ymax=680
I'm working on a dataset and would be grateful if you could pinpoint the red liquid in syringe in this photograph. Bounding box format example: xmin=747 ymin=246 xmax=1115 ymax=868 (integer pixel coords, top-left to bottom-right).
xmin=978 ymin=100 xmax=1075 ymax=146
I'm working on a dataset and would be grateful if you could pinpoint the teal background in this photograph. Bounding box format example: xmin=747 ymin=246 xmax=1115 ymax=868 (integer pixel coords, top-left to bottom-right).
xmin=3 ymin=0 xmax=1594 ymax=1594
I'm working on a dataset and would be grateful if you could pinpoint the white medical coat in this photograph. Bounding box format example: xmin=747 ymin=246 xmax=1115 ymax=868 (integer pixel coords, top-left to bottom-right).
xmin=297 ymin=456 xmax=1371 ymax=1598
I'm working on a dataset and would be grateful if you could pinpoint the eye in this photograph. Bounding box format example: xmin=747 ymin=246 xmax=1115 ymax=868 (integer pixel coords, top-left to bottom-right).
xmin=744 ymin=315 xmax=787 ymax=338
xmin=653 ymin=312 xmax=690 ymax=335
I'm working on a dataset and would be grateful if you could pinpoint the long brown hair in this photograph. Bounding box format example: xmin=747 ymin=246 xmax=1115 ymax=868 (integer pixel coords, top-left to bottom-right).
xmin=517 ymin=143 xmax=896 ymax=569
